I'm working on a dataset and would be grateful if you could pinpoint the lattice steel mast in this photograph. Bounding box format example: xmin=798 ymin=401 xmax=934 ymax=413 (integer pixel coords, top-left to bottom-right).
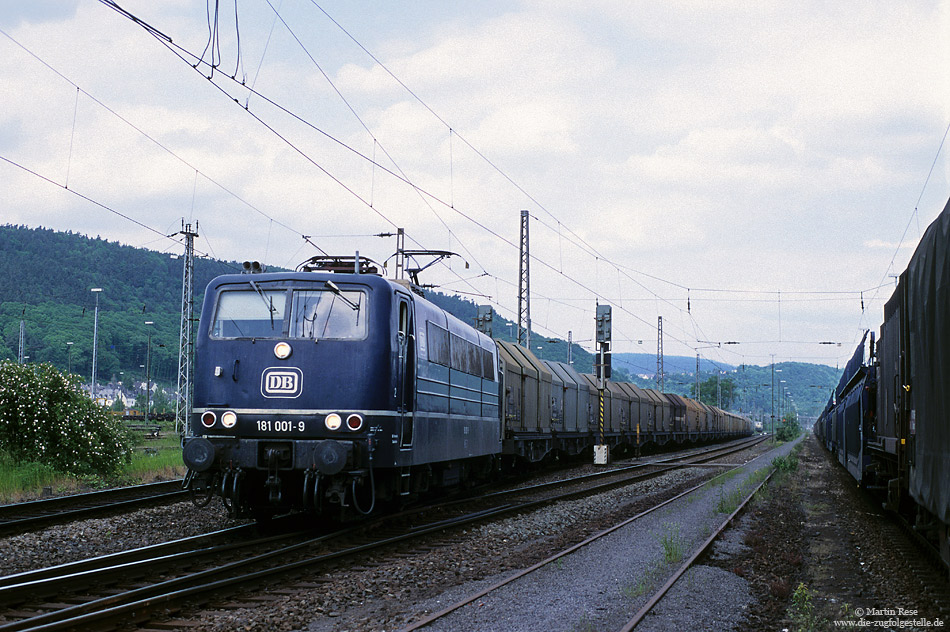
xmin=517 ymin=210 xmax=530 ymax=348
xmin=176 ymin=221 xmax=199 ymax=444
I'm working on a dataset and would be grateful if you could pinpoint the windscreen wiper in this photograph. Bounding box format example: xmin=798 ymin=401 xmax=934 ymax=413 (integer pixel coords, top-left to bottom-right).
xmin=248 ymin=279 xmax=277 ymax=329
xmin=325 ymin=280 xmax=361 ymax=311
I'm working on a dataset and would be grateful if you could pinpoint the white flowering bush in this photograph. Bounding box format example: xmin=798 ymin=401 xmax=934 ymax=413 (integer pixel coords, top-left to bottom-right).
xmin=0 ymin=361 xmax=133 ymax=476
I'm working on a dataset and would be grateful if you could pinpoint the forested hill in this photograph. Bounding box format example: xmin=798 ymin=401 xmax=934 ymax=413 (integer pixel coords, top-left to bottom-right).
xmin=1 ymin=224 xmax=236 ymax=311
xmin=1 ymin=224 xmax=588 ymax=384
xmin=1 ymin=224 xmax=238 ymax=384
xmin=1 ymin=224 xmax=840 ymax=417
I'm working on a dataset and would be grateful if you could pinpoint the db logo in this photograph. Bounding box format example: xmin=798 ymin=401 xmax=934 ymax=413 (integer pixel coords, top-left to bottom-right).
xmin=261 ymin=368 xmax=303 ymax=398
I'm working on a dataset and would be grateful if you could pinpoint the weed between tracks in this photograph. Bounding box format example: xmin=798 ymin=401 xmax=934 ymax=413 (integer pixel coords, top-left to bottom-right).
xmin=0 ymin=454 xmax=61 ymax=500
xmin=572 ymin=614 xmax=597 ymax=632
xmin=786 ymin=582 xmax=821 ymax=632
xmin=622 ymin=563 xmax=661 ymax=600
xmin=703 ymin=467 xmax=740 ymax=489
xmin=659 ymin=522 xmax=685 ymax=564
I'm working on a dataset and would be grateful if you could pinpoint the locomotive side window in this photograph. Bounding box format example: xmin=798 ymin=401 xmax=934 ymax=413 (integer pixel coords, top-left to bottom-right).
xmin=290 ymin=289 xmax=366 ymax=340
xmin=427 ymin=321 xmax=494 ymax=380
xmin=211 ymin=290 xmax=286 ymax=338
xmin=399 ymin=302 xmax=410 ymax=337
xmin=427 ymin=322 xmax=451 ymax=366
xmin=450 ymin=332 xmax=481 ymax=375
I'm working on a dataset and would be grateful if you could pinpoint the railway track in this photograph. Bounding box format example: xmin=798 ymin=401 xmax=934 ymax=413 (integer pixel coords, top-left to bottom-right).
xmin=420 ymin=435 xmax=767 ymax=518
xmin=401 ymin=438 xmax=778 ymax=631
xmin=0 ymin=437 xmax=766 ymax=631
xmin=0 ymin=481 xmax=188 ymax=537
xmin=617 ymin=469 xmax=775 ymax=630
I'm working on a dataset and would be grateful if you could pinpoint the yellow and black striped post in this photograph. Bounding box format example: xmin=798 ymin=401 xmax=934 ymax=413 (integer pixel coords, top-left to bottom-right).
xmin=594 ymin=307 xmax=611 ymax=465
xmin=594 ymin=345 xmax=609 ymax=465
xmin=598 ymin=388 xmax=605 ymax=445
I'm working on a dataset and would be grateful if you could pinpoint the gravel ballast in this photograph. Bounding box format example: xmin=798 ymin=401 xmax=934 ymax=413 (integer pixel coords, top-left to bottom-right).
xmin=394 ymin=438 xmax=801 ymax=632
xmin=0 ymin=500 xmax=244 ymax=577
xmin=7 ymin=435 xmax=942 ymax=631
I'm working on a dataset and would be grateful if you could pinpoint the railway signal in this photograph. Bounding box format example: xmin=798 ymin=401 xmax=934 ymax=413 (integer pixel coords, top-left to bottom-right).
xmin=595 ymin=304 xmax=611 ymax=465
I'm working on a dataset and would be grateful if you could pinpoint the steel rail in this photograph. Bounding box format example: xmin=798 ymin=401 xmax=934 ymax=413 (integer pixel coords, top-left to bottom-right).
xmin=0 ymin=523 xmax=302 ymax=608
xmin=618 ymin=468 xmax=777 ymax=631
xmin=0 ymin=480 xmax=187 ymax=537
xmin=398 ymin=444 xmax=775 ymax=631
xmin=433 ymin=435 xmax=767 ymax=510
xmin=0 ymin=438 xmax=766 ymax=631
xmin=0 ymin=523 xmax=256 ymax=590
xmin=401 ymin=477 xmax=715 ymax=631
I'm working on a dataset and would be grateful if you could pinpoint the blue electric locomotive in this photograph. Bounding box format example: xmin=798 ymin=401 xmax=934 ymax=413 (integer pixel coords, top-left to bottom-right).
xmin=183 ymin=256 xmax=501 ymax=519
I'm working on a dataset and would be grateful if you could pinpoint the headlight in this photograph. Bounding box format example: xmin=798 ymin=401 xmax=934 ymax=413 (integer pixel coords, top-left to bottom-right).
xmin=221 ymin=410 xmax=238 ymax=428
xmin=346 ymin=414 xmax=364 ymax=431
xmin=325 ymin=413 xmax=342 ymax=431
xmin=200 ymin=411 xmax=217 ymax=428
xmin=274 ymin=342 xmax=292 ymax=359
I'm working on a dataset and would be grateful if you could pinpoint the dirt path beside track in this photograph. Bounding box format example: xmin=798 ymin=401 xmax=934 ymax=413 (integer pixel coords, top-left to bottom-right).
xmin=718 ymin=435 xmax=948 ymax=630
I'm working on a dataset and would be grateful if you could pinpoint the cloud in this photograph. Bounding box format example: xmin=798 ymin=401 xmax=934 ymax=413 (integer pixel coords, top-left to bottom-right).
xmin=863 ymin=239 xmax=915 ymax=250
xmin=3 ymin=0 xmax=949 ymax=366
xmin=0 ymin=0 xmax=79 ymax=28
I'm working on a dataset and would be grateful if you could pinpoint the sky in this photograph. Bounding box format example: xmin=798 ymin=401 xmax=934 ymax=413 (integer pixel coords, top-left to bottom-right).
xmin=2 ymin=0 xmax=949 ymax=374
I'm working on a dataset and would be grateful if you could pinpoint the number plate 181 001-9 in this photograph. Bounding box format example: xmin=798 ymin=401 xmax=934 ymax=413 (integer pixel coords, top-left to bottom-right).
xmin=256 ymin=420 xmax=305 ymax=433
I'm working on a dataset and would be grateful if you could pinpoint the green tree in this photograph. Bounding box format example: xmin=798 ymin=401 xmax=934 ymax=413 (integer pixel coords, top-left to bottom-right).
xmin=776 ymin=411 xmax=801 ymax=441
xmin=150 ymin=388 xmax=174 ymax=415
xmin=690 ymin=375 xmax=737 ymax=408
xmin=134 ymin=387 xmax=173 ymax=417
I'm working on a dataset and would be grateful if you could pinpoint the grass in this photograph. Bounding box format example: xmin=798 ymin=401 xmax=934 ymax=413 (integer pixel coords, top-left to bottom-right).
xmin=622 ymin=564 xmax=659 ymax=600
xmin=772 ymin=454 xmax=799 ymax=473
xmin=770 ymin=443 xmax=803 ymax=488
xmin=124 ymin=434 xmax=187 ymax=478
xmin=786 ymin=582 xmax=822 ymax=632
xmin=621 ymin=578 xmax=650 ymax=599
xmin=0 ymin=425 xmax=186 ymax=503
xmin=703 ymin=467 xmax=740 ymax=489
xmin=713 ymin=460 xmax=775 ymax=513
xmin=0 ymin=455 xmax=62 ymax=500
xmin=716 ymin=485 xmax=745 ymax=513
xmin=659 ymin=522 xmax=685 ymax=564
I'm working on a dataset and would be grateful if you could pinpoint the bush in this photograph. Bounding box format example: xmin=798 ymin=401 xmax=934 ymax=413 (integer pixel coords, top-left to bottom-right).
xmin=0 ymin=361 xmax=134 ymax=476
xmin=775 ymin=418 xmax=801 ymax=442
xmin=772 ymin=454 xmax=799 ymax=473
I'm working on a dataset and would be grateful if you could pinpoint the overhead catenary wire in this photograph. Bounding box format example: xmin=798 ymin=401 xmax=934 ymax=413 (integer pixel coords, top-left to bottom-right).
xmin=256 ymin=1 xmax=494 ymax=303
xmin=0 ymin=153 xmax=205 ymax=256
xmin=31 ymin=3 xmax=908 ymax=367
xmin=0 ymin=25 xmax=324 ymax=257
xmin=0 ymin=5 xmax=660 ymax=365
xmin=91 ymin=5 xmax=856 ymax=362
xmin=303 ymin=3 xmax=788 ymax=322
xmin=847 ymin=117 xmax=950 ymax=356
xmin=298 ymin=3 xmax=890 ymax=359
xmin=93 ymin=6 xmax=626 ymax=328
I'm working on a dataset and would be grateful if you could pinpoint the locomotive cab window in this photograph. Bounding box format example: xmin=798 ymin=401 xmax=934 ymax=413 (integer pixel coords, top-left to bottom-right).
xmin=290 ymin=289 xmax=366 ymax=340
xmin=211 ymin=290 xmax=287 ymax=338
xmin=399 ymin=301 xmax=410 ymax=337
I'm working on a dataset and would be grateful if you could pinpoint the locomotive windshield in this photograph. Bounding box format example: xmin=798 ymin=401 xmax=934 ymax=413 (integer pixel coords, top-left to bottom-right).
xmin=211 ymin=289 xmax=286 ymax=338
xmin=290 ymin=289 xmax=365 ymax=339
xmin=210 ymin=287 xmax=366 ymax=340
